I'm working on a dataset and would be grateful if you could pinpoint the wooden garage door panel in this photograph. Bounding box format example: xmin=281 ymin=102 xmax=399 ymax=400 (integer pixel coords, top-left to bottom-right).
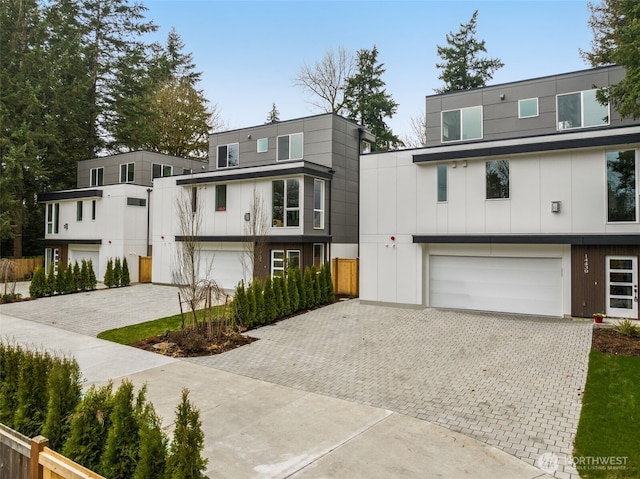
xmin=429 ymin=256 xmax=562 ymax=316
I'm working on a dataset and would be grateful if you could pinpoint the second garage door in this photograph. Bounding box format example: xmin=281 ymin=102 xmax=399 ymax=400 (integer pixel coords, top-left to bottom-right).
xmin=429 ymin=255 xmax=562 ymax=316
xmin=200 ymin=250 xmax=244 ymax=290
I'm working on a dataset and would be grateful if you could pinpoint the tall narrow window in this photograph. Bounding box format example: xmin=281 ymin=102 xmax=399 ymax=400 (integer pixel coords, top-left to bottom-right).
xmin=92 ymin=200 xmax=96 ymax=220
xmin=607 ymin=150 xmax=636 ymax=222
xmin=76 ymin=201 xmax=83 ymax=221
xmin=486 ymin=160 xmax=510 ymax=199
xmin=437 ymin=164 xmax=447 ymax=202
xmin=277 ymin=133 xmax=303 ymax=161
xmin=287 ymin=250 xmax=300 ymax=271
xmin=47 ymin=204 xmax=53 ymax=234
xmin=47 ymin=203 xmax=60 ymax=234
xmin=216 ymin=184 xmax=227 ymax=211
xmin=90 ymin=167 xmax=104 ymax=186
xmin=217 ymin=143 xmax=239 ymax=168
xmin=313 ymin=244 xmax=325 ymax=268
xmin=191 ymin=187 xmax=197 ymax=213
xmin=314 ymin=179 xmax=325 ymax=229
xmin=271 ymin=250 xmax=285 ymax=277
xmin=120 ymin=163 xmax=134 ymax=183
xmin=272 ymin=179 xmax=300 ymax=227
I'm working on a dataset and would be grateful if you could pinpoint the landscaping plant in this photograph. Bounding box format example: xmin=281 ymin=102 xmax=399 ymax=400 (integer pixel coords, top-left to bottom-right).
xmin=263 ymin=276 xmax=277 ymax=323
xmin=121 ymin=257 xmax=131 ymax=286
xmin=13 ymin=349 xmax=54 ymax=437
xmin=133 ymin=402 xmax=168 ymax=479
xmin=87 ymin=259 xmax=97 ymax=290
xmin=613 ymin=318 xmax=640 ymax=337
xmin=113 ymin=257 xmax=122 ymax=288
xmin=29 ymin=266 xmax=46 ymax=298
xmin=104 ymin=258 xmax=114 ymax=288
xmin=80 ymin=259 xmax=90 ymax=291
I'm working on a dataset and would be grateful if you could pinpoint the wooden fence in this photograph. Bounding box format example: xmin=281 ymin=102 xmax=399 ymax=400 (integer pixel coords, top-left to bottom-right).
xmin=1 ymin=257 xmax=43 ymax=281
xmin=0 ymin=424 xmax=104 ymax=479
xmin=139 ymin=256 xmax=152 ymax=283
xmin=331 ymin=257 xmax=359 ymax=297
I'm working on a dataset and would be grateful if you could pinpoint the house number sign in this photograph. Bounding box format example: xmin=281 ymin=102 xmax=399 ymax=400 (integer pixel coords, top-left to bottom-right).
xmin=584 ymin=253 xmax=589 ymax=273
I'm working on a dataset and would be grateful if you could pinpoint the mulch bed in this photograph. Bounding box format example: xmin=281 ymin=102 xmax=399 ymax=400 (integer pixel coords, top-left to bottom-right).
xmin=592 ymin=327 xmax=640 ymax=357
xmin=130 ymin=331 xmax=258 ymax=358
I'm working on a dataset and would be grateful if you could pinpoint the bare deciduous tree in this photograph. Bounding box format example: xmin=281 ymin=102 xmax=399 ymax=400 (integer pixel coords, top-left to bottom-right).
xmin=402 ymin=112 xmax=427 ymax=148
xmin=240 ymin=187 xmax=270 ymax=284
xmin=293 ymin=46 xmax=355 ymax=115
xmin=173 ymin=187 xmax=221 ymax=327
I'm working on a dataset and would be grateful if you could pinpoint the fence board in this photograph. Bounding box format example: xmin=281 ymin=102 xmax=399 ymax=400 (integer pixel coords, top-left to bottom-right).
xmin=39 ymin=448 xmax=104 ymax=479
xmin=139 ymin=256 xmax=152 ymax=283
xmin=0 ymin=423 xmax=30 ymax=479
xmin=9 ymin=257 xmax=44 ymax=280
xmin=332 ymin=258 xmax=359 ymax=297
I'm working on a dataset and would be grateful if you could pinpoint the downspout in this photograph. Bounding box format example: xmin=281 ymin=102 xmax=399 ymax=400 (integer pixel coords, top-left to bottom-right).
xmin=146 ymin=188 xmax=152 ymax=256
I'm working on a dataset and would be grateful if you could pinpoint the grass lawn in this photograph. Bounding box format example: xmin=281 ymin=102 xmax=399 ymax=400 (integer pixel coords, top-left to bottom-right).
xmin=97 ymin=306 xmax=228 ymax=345
xmin=573 ymin=350 xmax=640 ymax=478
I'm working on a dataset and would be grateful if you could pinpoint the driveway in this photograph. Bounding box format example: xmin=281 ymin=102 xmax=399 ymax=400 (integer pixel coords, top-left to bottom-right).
xmin=1 ymin=285 xmax=591 ymax=478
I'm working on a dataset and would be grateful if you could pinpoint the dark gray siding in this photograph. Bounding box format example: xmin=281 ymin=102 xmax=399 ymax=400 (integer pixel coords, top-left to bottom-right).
xmin=425 ymin=66 xmax=631 ymax=146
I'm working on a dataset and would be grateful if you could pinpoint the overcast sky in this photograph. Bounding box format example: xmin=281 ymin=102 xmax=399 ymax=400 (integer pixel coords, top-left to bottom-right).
xmin=144 ymin=0 xmax=594 ymax=141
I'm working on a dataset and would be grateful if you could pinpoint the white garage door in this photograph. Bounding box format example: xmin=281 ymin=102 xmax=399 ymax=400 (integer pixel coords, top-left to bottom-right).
xmin=201 ymin=251 xmax=244 ymax=290
xmin=429 ymin=256 xmax=562 ymax=316
xmin=68 ymin=249 xmax=100 ymax=278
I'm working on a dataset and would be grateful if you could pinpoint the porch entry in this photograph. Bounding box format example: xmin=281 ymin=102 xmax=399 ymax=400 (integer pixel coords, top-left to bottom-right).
xmin=606 ymin=256 xmax=638 ymax=319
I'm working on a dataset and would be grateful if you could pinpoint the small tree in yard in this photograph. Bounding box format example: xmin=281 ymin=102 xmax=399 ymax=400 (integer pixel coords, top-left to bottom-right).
xmin=104 ymin=259 xmax=114 ymax=288
xmin=134 ymin=402 xmax=168 ymax=479
xmin=263 ymin=276 xmax=277 ymax=323
xmin=303 ymin=266 xmax=315 ymax=309
xmin=287 ymin=268 xmax=300 ymax=313
xmin=294 ymin=268 xmax=305 ymax=311
xmin=73 ymin=261 xmax=81 ymax=292
xmin=13 ymin=349 xmax=54 ymax=437
xmin=113 ymin=257 xmax=122 ymax=288
xmin=46 ymin=262 xmax=56 ymax=296
xmin=273 ymin=276 xmax=285 ymax=317
xmin=42 ymin=357 xmax=82 ymax=451
xmin=65 ymin=263 xmax=76 ymax=293
xmin=87 ymin=259 xmax=97 ymax=290
xmin=281 ymin=274 xmax=291 ymax=315
xmin=241 ymin=187 xmax=270 ymax=284
xmin=166 ymin=388 xmax=208 ymax=479
xmin=29 ymin=267 xmax=46 ymax=298
xmin=232 ymin=281 xmax=249 ymax=328
xmin=0 ymin=342 xmax=23 ymax=427
xmin=246 ymin=282 xmax=257 ymax=328
xmin=322 ymin=262 xmax=335 ymax=303
xmin=313 ymin=265 xmax=322 ymax=305
xmin=121 ymin=257 xmax=130 ymax=286
xmin=253 ymin=279 xmax=265 ymax=327
xmin=80 ymin=260 xmax=89 ymax=291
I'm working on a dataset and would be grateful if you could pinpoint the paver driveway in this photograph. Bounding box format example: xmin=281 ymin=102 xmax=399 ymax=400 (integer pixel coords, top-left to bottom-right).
xmin=190 ymin=300 xmax=593 ymax=478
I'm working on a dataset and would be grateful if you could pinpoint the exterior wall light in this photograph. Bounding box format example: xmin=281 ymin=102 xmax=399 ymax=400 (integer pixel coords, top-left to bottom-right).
xmin=551 ymin=201 xmax=561 ymax=213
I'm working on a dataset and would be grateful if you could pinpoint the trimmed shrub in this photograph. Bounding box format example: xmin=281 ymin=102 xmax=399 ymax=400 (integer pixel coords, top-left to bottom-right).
xmin=121 ymin=258 xmax=130 ymax=286
xmin=166 ymin=389 xmax=208 ymax=479
xmin=14 ymin=349 xmax=54 ymax=437
xmin=281 ymin=274 xmax=292 ymax=316
xmin=273 ymin=276 xmax=284 ymax=317
xmin=133 ymin=402 xmax=168 ymax=479
xmin=263 ymin=276 xmax=277 ymax=323
xmin=87 ymin=259 xmax=97 ymax=290
xmin=113 ymin=257 xmax=122 ymax=288
xmin=65 ymin=263 xmax=76 ymax=293
xmin=80 ymin=260 xmax=90 ymax=291
xmin=287 ymin=268 xmax=300 ymax=313
xmin=303 ymin=266 xmax=315 ymax=309
xmin=232 ymin=281 xmax=249 ymax=328
xmin=246 ymin=283 xmax=257 ymax=328
xmin=322 ymin=262 xmax=335 ymax=303
xmin=73 ymin=261 xmax=81 ymax=292
xmin=42 ymin=357 xmax=82 ymax=451
xmin=313 ymin=265 xmax=322 ymax=307
xmin=45 ymin=262 xmax=56 ymax=296
xmin=0 ymin=342 xmax=23 ymax=427
xmin=29 ymin=267 xmax=46 ymax=298
xmin=104 ymin=259 xmax=114 ymax=288
xmin=294 ymin=268 xmax=305 ymax=311
xmin=253 ymin=279 xmax=264 ymax=326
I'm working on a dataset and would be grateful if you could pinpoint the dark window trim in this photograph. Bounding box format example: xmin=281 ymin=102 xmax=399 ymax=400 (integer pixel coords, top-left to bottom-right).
xmin=176 ymin=166 xmax=333 ymax=186
xmin=412 ymin=234 xmax=640 ymax=245
xmin=41 ymin=239 xmax=103 ymax=245
xmin=38 ymin=190 xmax=103 ymax=202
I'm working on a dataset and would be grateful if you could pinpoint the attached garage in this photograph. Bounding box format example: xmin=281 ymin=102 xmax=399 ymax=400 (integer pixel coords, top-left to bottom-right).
xmin=429 ymin=255 xmax=563 ymax=316
xmin=200 ymin=250 xmax=244 ymax=290
xmin=68 ymin=248 xmax=100 ymax=278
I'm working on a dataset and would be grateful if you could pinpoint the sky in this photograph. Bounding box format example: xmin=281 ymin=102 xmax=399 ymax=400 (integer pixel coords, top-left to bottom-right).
xmin=143 ymin=0 xmax=595 ymax=141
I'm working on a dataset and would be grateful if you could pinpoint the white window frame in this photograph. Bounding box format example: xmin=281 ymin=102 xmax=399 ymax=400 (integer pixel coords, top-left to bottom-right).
xmin=437 ymin=164 xmax=447 ymax=202
xmin=313 ymin=243 xmax=325 ymax=268
xmin=217 ymin=143 xmax=239 ymax=169
xmin=272 ymin=178 xmax=300 ymax=227
xmin=45 ymin=247 xmax=59 ymax=275
xmin=46 ymin=203 xmax=60 ymax=234
xmin=90 ymin=167 xmax=103 ymax=186
xmin=313 ymin=179 xmax=325 ymax=229
xmin=441 ymin=106 xmax=482 ymax=143
xmin=277 ymin=132 xmax=303 ymax=161
xmin=257 ymin=138 xmax=268 ymax=153
xmin=556 ymin=89 xmax=609 ymax=130
xmin=120 ymin=162 xmax=134 ymax=183
xmin=518 ymin=98 xmax=539 ymax=118
xmin=271 ymin=250 xmax=285 ymax=277
xmin=76 ymin=201 xmax=83 ymax=222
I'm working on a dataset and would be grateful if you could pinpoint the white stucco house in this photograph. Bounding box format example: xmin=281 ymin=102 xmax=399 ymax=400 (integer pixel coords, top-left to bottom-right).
xmin=360 ymin=65 xmax=640 ymax=319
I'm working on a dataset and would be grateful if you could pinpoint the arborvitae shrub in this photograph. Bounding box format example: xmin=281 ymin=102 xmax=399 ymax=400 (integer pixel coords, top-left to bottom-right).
xmin=232 ymin=281 xmax=248 ymax=327
xmin=104 ymin=259 xmax=114 ymax=288
xmin=65 ymin=263 xmax=76 ymax=293
xmin=87 ymin=259 xmax=97 ymax=290
xmin=29 ymin=267 xmax=46 ymax=298
xmin=263 ymin=276 xmax=277 ymax=323
xmin=14 ymin=349 xmax=54 ymax=437
xmin=45 ymin=262 xmax=56 ymax=296
xmin=323 ymin=262 xmax=335 ymax=303
xmin=80 ymin=259 xmax=90 ymax=291
xmin=56 ymin=264 xmax=68 ymax=294
xmin=303 ymin=266 xmax=315 ymax=308
xmin=273 ymin=276 xmax=284 ymax=317
xmin=42 ymin=357 xmax=82 ymax=451
xmin=63 ymin=383 xmax=114 ymax=472
xmin=253 ymin=279 xmax=264 ymax=326
xmin=246 ymin=284 xmax=257 ymax=328
xmin=281 ymin=274 xmax=291 ymax=316
xmin=166 ymin=389 xmax=208 ymax=479
xmin=99 ymin=380 xmax=142 ymax=479
xmin=287 ymin=269 xmax=299 ymax=313
xmin=73 ymin=261 xmax=81 ymax=292
xmin=313 ymin=265 xmax=322 ymax=306
xmin=121 ymin=258 xmax=130 ymax=286
xmin=133 ymin=402 xmax=168 ymax=479
xmin=113 ymin=257 xmax=122 ymax=288
xmin=0 ymin=342 xmax=23 ymax=427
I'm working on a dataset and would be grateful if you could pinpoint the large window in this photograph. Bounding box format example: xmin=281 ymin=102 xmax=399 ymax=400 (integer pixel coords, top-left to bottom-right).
xmin=437 ymin=164 xmax=447 ymax=202
xmin=76 ymin=201 xmax=83 ymax=221
xmin=272 ymin=179 xmax=300 ymax=227
xmin=442 ymin=106 xmax=482 ymax=142
xmin=607 ymin=150 xmax=636 ymax=222
xmin=120 ymin=163 xmax=134 ymax=183
xmin=557 ymin=89 xmax=608 ymax=130
xmin=90 ymin=167 xmax=104 ymax=186
xmin=486 ymin=160 xmax=509 ymax=199
xmin=215 ymin=184 xmax=227 ymax=211
xmin=217 ymin=143 xmax=239 ymax=168
xmin=277 ymin=133 xmax=303 ymax=161
xmin=518 ymin=98 xmax=538 ymax=118
xmin=313 ymin=179 xmax=325 ymax=229
xmin=47 ymin=203 xmax=59 ymax=234
xmin=152 ymin=163 xmax=173 ymax=178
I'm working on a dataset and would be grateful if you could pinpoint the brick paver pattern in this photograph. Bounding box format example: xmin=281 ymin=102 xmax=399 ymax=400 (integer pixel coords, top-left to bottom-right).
xmin=189 ymin=300 xmax=592 ymax=479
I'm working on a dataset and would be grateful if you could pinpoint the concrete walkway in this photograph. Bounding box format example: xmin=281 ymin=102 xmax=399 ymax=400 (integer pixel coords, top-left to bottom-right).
xmin=0 ymin=284 xmax=589 ymax=478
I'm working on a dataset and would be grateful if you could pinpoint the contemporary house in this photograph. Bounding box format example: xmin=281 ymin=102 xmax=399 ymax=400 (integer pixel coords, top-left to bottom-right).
xmin=38 ymin=151 xmax=206 ymax=282
xmin=360 ymin=65 xmax=640 ymax=319
xmin=152 ymin=113 xmax=374 ymax=289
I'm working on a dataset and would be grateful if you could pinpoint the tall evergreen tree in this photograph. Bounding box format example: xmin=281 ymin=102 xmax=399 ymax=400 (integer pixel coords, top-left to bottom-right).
xmin=266 ymin=102 xmax=280 ymax=123
xmin=435 ymin=10 xmax=504 ymax=93
xmin=42 ymin=357 xmax=82 ymax=451
xmin=343 ymin=46 xmax=402 ymax=151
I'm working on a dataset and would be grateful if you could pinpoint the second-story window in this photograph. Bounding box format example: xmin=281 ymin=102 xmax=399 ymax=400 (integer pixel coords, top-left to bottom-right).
xmin=76 ymin=201 xmax=83 ymax=221
xmin=120 ymin=163 xmax=134 ymax=183
xmin=216 ymin=184 xmax=227 ymax=211
xmin=442 ymin=106 xmax=482 ymax=142
xmin=90 ymin=167 xmax=104 ymax=186
xmin=437 ymin=164 xmax=447 ymax=202
xmin=277 ymin=133 xmax=303 ymax=161
xmin=486 ymin=159 xmax=509 ymax=199
xmin=152 ymin=163 xmax=173 ymax=178
xmin=557 ymin=89 xmax=609 ymax=130
xmin=47 ymin=203 xmax=59 ymax=234
xmin=272 ymin=179 xmax=299 ymax=227
xmin=217 ymin=143 xmax=239 ymax=168
xmin=518 ymin=98 xmax=539 ymax=118
xmin=607 ymin=150 xmax=636 ymax=222
xmin=313 ymin=179 xmax=325 ymax=229
xmin=257 ymin=138 xmax=268 ymax=153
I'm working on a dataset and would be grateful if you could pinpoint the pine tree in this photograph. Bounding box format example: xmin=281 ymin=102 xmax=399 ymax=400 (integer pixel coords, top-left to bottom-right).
xmin=121 ymin=257 xmax=130 ymax=286
xmin=63 ymin=383 xmax=114 ymax=472
xmin=263 ymin=276 xmax=277 ymax=323
xmin=166 ymin=389 xmax=208 ymax=479
xmin=266 ymin=102 xmax=280 ymax=123
xmin=42 ymin=357 xmax=82 ymax=451
xmin=344 ymin=46 xmax=402 ymax=151
xmin=435 ymin=10 xmax=504 ymax=93
xmin=99 ymin=380 xmax=142 ymax=479
xmin=113 ymin=257 xmax=122 ymax=287
xmin=104 ymin=259 xmax=114 ymax=288
xmin=88 ymin=259 xmax=97 ymax=290
xmin=29 ymin=267 xmax=46 ymax=298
